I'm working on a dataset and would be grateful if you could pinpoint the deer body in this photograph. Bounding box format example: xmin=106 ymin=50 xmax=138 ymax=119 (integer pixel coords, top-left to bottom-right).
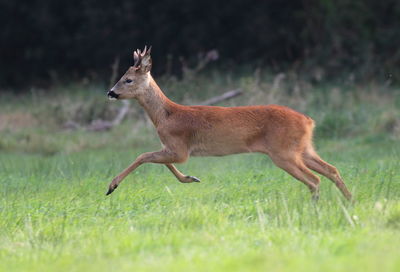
xmin=159 ymin=104 xmax=313 ymax=157
xmin=106 ymin=47 xmax=352 ymax=201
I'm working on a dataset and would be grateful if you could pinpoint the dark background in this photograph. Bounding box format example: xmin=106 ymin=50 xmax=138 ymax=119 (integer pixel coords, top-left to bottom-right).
xmin=1 ymin=0 xmax=399 ymax=88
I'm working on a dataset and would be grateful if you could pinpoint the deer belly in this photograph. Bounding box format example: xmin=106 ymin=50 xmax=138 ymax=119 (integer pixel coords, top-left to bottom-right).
xmin=189 ymin=137 xmax=251 ymax=156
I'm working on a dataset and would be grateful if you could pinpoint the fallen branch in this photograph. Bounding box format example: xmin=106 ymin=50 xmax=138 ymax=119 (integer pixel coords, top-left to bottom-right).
xmin=64 ymin=100 xmax=131 ymax=132
xmin=200 ymin=89 xmax=242 ymax=106
xmin=87 ymin=100 xmax=130 ymax=131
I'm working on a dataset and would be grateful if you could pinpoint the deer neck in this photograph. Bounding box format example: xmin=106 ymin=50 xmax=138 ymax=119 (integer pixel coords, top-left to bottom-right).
xmin=136 ymin=76 xmax=176 ymax=127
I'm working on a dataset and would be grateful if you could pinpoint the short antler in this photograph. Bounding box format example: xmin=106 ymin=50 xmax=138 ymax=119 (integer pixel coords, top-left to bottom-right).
xmin=133 ymin=46 xmax=152 ymax=68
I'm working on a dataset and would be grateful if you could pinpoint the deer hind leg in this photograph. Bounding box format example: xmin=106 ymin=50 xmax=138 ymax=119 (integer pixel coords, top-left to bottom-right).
xmin=303 ymin=148 xmax=352 ymax=201
xmin=165 ymin=164 xmax=200 ymax=183
xmin=269 ymin=152 xmax=321 ymax=201
xmin=106 ymin=149 xmax=188 ymax=195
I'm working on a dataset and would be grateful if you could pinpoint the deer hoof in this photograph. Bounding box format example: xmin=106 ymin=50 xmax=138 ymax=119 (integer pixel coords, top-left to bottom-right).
xmin=185 ymin=176 xmax=201 ymax=183
xmin=106 ymin=184 xmax=118 ymax=196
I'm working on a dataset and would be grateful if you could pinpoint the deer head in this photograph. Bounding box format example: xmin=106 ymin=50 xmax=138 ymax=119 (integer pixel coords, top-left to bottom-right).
xmin=107 ymin=46 xmax=152 ymax=100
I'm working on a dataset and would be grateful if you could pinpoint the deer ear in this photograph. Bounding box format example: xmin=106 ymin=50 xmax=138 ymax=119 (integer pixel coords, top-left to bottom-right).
xmin=139 ymin=54 xmax=152 ymax=73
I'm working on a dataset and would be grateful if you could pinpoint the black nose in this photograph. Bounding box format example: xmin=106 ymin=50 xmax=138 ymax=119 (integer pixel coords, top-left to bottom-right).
xmin=107 ymin=90 xmax=119 ymax=99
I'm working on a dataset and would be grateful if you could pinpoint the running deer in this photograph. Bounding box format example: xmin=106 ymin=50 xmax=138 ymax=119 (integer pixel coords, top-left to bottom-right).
xmin=106 ymin=46 xmax=352 ymax=201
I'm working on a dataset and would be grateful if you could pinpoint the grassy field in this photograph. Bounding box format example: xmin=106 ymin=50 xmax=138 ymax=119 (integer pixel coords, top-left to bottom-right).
xmin=1 ymin=73 xmax=400 ymax=271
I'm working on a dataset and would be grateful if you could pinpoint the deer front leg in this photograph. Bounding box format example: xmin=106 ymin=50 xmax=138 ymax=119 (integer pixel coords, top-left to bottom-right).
xmin=106 ymin=149 xmax=188 ymax=195
xmin=165 ymin=164 xmax=201 ymax=183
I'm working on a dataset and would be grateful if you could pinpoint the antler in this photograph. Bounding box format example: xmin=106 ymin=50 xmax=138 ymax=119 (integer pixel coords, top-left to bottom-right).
xmin=142 ymin=45 xmax=152 ymax=55
xmin=133 ymin=46 xmax=152 ymax=67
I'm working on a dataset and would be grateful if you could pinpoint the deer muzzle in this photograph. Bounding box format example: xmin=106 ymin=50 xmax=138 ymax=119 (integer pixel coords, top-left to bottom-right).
xmin=107 ymin=90 xmax=119 ymax=100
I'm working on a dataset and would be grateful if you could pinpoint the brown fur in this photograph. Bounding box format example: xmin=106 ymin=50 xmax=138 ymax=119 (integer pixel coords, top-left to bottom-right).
xmin=105 ymin=47 xmax=352 ymax=201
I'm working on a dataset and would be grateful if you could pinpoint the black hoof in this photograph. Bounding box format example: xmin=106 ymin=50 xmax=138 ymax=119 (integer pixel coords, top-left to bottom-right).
xmin=186 ymin=176 xmax=201 ymax=183
xmin=106 ymin=189 xmax=113 ymax=196
xmin=106 ymin=185 xmax=118 ymax=196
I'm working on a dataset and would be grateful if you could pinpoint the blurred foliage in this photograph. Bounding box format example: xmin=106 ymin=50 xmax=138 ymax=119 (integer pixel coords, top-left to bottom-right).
xmin=0 ymin=0 xmax=400 ymax=88
xmin=0 ymin=69 xmax=399 ymax=155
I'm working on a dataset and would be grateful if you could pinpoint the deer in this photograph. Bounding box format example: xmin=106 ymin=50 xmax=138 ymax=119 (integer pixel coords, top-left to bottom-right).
xmin=105 ymin=46 xmax=352 ymax=201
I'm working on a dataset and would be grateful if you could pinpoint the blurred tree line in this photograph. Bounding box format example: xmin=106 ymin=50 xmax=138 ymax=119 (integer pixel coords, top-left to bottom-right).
xmin=1 ymin=0 xmax=399 ymax=88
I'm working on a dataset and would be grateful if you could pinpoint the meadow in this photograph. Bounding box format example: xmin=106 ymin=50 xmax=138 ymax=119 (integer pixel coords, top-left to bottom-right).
xmin=0 ymin=71 xmax=399 ymax=271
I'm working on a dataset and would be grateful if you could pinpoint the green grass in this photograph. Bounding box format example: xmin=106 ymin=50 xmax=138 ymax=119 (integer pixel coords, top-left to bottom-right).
xmin=0 ymin=73 xmax=399 ymax=271
xmin=1 ymin=137 xmax=400 ymax=272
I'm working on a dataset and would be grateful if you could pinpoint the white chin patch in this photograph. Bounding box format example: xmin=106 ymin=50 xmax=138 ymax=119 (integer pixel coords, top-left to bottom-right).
xmin=108 ymin=97 xmax=117 ymax=101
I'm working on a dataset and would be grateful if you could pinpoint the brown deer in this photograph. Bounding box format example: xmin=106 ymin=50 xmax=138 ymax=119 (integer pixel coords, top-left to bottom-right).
xmin=106 ymin=46 xmax=352 ymax=201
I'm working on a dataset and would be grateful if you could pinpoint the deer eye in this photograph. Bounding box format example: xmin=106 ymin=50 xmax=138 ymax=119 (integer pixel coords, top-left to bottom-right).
xmin=125 ymin=78 xmax=133 ymax=83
